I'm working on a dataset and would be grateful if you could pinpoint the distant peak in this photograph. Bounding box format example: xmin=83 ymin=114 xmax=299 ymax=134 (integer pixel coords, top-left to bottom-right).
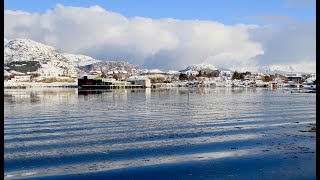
xmin=185 ymin=63 xmax=218 ymax=71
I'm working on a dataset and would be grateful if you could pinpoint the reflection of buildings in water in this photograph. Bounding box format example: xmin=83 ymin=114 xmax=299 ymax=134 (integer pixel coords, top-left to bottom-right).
xmin=78 ymin=89 xmax=131 ymax=102
xmin=195 ymin=87 xmax=211 ymax=95
xmin=177 ymin=88 xmax=189 ymax=95
xmin=4 ymin=90 xmax=41 ymax=104
xmin=145 ymin=88 xmax=151 ymax=101
xmin=30 ymin=92 xmax=41 ymax=103
xmin=78 ymin=90 xmax=113 ymax=101
xmin=113 ymin=89 xmax=128 ymax=101
xmin=78 ymin=90 xmax=106 ymax=95
xmin=40 ymin=89 xmax=78 ymax=104
xmin=42 ymin=90 xmax=77 ymax=96
xmin=231 ymin=88 xmax=245 ymax=93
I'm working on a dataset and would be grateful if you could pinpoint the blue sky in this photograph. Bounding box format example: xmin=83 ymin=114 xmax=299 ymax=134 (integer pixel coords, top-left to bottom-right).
xmin=4 ymin=0 xmax=315 ymax=25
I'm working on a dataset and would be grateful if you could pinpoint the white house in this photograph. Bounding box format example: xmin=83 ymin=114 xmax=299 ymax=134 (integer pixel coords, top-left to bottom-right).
xmin=13 ymin=75 xmax=31 ymax=82
xmin=166 ymin=70 xmax=180 ymax=81
xmin=286 ymin=73 xmax=302 ymax=82
xmin=220 ymin=70 xmax=232 ymax=78
xmin=89 ymin=70 xmax=102 ymax=75
xmin=181 ymin=70 xmax=199 ymax=76
xmin=127 ymin=76 xmax=151 ymax=88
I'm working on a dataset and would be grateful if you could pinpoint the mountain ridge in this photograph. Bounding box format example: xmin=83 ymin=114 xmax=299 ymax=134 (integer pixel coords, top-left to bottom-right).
xmin=4 ymin=38 xmax=313 ymax=76
xmin=4 ymin=38 xmax=140 ymax=77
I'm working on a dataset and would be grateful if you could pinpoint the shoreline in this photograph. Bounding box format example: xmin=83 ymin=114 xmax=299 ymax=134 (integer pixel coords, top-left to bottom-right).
xmin=3 ymin=82 xmax=316 ymax=93
xmin=4 ymin=81 xmax=78 ymax=89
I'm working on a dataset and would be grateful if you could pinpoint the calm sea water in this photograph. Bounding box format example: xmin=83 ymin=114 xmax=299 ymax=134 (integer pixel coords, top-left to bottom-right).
xmin=4 ymin=88 xmax=316 ymax=180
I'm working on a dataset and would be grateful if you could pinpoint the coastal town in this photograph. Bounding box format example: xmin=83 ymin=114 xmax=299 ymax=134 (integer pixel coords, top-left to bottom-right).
xmin=4 ymin=38 xmax=316 ymax=92
xmin=4 ymin=64 xmax=316 ymax=93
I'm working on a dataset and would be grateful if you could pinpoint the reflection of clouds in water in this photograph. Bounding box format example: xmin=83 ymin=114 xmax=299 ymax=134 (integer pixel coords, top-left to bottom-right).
xmin=145 ymin=88 xmax=151 ymax=102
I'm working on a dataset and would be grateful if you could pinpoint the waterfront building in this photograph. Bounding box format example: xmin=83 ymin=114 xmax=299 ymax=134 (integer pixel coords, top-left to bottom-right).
xmin=127 ymin=76 xmax=151 ymax=88
xmin=286 ymin=73 xmax=302 ymax=82
xmin=13 ymin=75 xmax=31 ymax=82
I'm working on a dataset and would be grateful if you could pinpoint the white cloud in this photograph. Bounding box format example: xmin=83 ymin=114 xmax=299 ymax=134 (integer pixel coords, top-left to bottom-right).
xmin=4 ymin=4 xmax=316 ymax=73
xmin=249 ymin=21 xmax=316 ymax=73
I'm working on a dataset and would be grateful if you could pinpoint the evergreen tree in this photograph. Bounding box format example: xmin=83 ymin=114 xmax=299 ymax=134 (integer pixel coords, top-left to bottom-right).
xmin=179 ymin=73 xmax=188 ymax=81
xmin=100 ymin=72 xmax=107 ymax=78
xmin=232 ymin=71 xmax=241 ymax=80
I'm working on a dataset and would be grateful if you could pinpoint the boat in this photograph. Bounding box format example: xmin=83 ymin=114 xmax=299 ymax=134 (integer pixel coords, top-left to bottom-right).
xmin=291 ymin=86 xmax=316 ymax=93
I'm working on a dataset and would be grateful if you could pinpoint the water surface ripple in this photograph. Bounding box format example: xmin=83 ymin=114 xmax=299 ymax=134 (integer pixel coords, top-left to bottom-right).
xmin=4 ymin=88 xmax=316 ymax=180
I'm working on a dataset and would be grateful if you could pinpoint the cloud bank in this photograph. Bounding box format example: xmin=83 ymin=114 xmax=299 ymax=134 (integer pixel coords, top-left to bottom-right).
xmin=4 ymin=4 xmax=316 ymax=72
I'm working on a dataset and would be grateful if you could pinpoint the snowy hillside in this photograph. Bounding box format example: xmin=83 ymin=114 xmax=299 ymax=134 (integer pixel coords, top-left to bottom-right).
xmin=258 ymin=65 xmax=297 ymax=74
xmin=185 ymin=63 xmax=218 ymax=71
xmin=4 ymin=39 xmax=79 ymax=77
xmin=4 ymin=38 xmax=141 ymax=77
xmin=79 ymin=61 xmax=139 ymax=74
xmin=218 ymin=67 xmax=232 ymax=71
xmin=63 ymin=53 xmax=101 ymax=67
xmin=167 ymin=70 xmax=180 ymax=75
xmin=139 ymin=69 xmax=164 ymax=74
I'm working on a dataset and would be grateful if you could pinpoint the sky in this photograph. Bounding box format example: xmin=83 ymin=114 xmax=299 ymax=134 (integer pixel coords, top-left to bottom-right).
xmin=4 ymin=0 xmax=316 ymax=72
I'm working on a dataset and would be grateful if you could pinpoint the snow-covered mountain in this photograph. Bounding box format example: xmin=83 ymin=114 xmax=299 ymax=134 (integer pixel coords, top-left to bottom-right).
xmin=5 ymin=38 xmax=311 ymax=79
xmin=79 ymin=61 xmax=139 ymax=74
xmin=258 ymin=65 xmax=297 ymax=74
xmin=218 ymin=67 xmax=232 ymax=71
xmin=63 ymin=53 xmax=101 ymax=67
xmin=4 ymin=39 xmax=79 ymax=77
xmin=139 ymin=69 xmax=164 ymax=74
xmin=167 ymin=70 xmax=180 ymax=75
xmin=4 ymin=38 xmax=141 ymax=77
xmin=184 ymin=63 xmax=218 ymax=71
xmin=63 ymin=53 xmax=140 ymax=74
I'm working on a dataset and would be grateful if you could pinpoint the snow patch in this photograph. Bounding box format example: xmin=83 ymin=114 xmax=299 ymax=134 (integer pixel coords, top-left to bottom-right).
xmin=63 ymin=53 xmax=101 ymax=67
xmin=185 ymin=63 xmax=218 ymax=71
